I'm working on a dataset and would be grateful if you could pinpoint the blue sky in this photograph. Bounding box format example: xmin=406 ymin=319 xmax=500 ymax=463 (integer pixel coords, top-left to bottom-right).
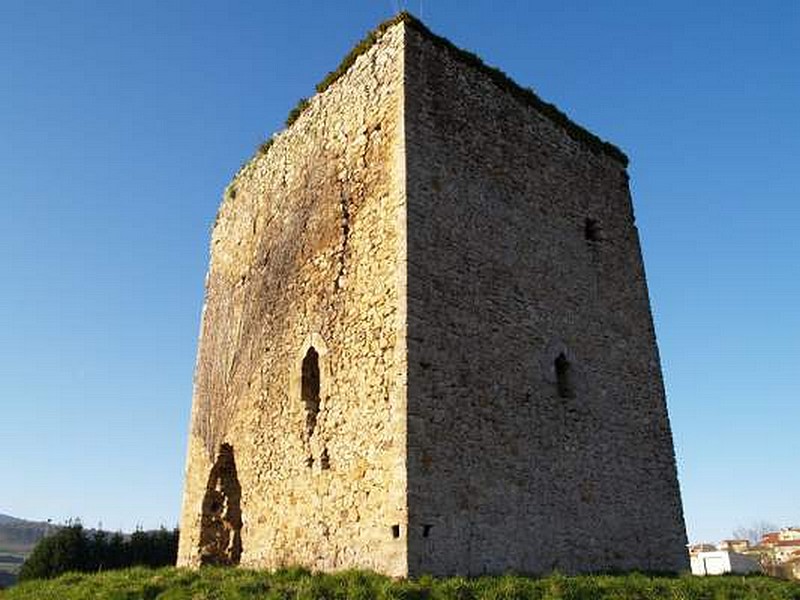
xmin=1 ymin=1 xmax=797 ymax=544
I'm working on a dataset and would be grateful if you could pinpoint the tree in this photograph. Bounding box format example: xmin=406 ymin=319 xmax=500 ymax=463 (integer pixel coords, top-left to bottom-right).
xmin=18 ymin=524 xmax=89 ymax=581
xmin=18 ymin=523 xmax=179 ymax=581
xmin=732 ymin=521 xmax=778 ymax=545
xmin=107 ymin=531 xmax=127 ymax=569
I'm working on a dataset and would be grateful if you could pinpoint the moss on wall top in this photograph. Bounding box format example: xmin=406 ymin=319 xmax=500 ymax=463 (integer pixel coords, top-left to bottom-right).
xmin=244 ymin=11 xmax=628 ymax=179
xmin=281 ymin=11 xmax=628 ymax=166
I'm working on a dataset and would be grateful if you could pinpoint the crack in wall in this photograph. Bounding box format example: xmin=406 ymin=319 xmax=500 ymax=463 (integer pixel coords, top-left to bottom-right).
xmin=334 ymin=189 xmax=351 ymax=292
xmin=334 ymin=124 xmax=380 ymax=293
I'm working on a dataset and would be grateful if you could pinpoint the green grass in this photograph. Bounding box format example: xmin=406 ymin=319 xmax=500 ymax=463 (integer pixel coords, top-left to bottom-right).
xmin=2 ymin=566 xmax=800 ymax=600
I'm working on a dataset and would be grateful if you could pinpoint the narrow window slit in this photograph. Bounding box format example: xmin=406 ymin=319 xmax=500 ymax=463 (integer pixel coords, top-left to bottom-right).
xmin=555 ymin=353 xmax=575 ymax=398
xmin=584 ymin=218 xmax=601 ymax=242
xmin=320 ymin=447 xmax=330 ymax=470
xmin=302 ymin=347 xmax=321 ymax=438
xmin=391 ymin=524 xmax=400 ymax=539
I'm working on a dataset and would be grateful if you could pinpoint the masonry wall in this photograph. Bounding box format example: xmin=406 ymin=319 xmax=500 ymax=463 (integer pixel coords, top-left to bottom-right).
xmin=404 ymin=26 xmax=688 ymax=576
xmin=178 ymin=25 xmax=408 ymax=576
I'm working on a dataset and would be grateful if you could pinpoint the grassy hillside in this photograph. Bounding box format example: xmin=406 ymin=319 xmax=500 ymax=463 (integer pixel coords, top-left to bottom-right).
xmin=2 ymin=566 xmax=800 ymax=599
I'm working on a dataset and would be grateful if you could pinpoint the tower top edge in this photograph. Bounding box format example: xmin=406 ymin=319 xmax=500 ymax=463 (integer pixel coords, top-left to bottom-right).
xmin=302 ymin=11 xmax=628 ymax=166
xmin=394 ymin=12 xmax=628 ymax=167
xmin=232 ymin=11 xmax=627 ymax=188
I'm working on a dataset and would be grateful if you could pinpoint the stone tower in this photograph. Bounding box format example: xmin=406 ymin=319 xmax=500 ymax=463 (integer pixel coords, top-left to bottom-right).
xmin=178 ymin=14 xmax=688 ymax=577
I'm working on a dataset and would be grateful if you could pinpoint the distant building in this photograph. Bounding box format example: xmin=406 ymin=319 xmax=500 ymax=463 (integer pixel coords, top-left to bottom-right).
xmin=723 ymin=527 xmax=800 ymax=579
xmin=759 ymin=528 xmax=800 ymax=564
xmin=718 ymin=539 xmax=750 ymax=553
xmin=786 ymin=557 xmax=800 ymax=580
xmin=762 ymin=532 xmax=780 ymax=545
xmin=688 ymin=542 xmax=717 ymax=555
xmin=761 ymin=527 xmax=800 ymax=546
xmin=778 ymin=528 xmax=800 ymax=542
xmin=690 ymin=551 xmax=761 ymax=576
xmin=772 ymin=541 xmax=800 ymax=563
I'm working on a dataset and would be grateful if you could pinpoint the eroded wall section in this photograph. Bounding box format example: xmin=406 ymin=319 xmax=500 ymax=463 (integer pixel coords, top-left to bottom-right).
xmin=178 ymin=24 xmax=408 ymax=576
xmin=404 ymin=27 xmax=688 ymax=576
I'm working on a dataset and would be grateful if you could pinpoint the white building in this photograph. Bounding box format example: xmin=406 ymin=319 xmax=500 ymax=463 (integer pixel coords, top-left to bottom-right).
xmin=690 ymin=551 xmax=761 ymax=576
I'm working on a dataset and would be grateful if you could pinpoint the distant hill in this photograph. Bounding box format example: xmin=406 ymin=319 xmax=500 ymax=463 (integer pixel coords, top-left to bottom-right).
xmin=0 ymin=514 xmax=54 ymax=589
xmin=0 ymin=514 xmax=52 ymax=554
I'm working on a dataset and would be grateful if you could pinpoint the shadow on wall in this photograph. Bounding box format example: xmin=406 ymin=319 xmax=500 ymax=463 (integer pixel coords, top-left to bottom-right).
xmin=199 ymin=443 xmax=243 ymax=566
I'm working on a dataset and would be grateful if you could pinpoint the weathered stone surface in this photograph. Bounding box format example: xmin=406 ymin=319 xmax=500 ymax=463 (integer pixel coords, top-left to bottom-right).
xmin=404 ymin=25 xmax=687 ymax=576
xmin=178 ymin=18 xmax=688 ymax=577
xmin=177 ymin=24 xmax=407 ymax=576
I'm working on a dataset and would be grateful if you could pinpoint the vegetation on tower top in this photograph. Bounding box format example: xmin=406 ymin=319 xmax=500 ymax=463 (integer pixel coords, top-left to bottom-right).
xmin=279 ymin=11 xmax=628 ymax=166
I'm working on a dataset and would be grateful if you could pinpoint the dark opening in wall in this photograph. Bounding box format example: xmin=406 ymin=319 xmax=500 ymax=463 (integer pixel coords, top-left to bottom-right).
xmin=584 ymin=218 xmax=601 ymax=242
xmin=555 ymin=353 xmax=575 ymax=398
xmin=422 ymin=524 xmax=432 ymax=538
xmin=320 ymin=447 xmax=330 ymax=470
xmin=198 ymin=443 xmax=243 ymax=566
xmin=302 ymin=347 xmax=321 ymax=438
xmin=391 ymin=524 xmax=400 ymax=538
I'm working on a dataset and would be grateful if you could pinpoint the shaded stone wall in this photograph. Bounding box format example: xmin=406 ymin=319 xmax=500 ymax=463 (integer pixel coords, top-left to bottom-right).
xmin=178 ymin=25 xmax=408 ymax=576
xmin=403 ymin=26 xmax=687 ymax=575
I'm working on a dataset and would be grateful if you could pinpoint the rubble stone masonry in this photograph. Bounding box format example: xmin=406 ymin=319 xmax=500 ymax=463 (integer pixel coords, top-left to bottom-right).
xmin=178 ymin=17 xmax=688 ymax=577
